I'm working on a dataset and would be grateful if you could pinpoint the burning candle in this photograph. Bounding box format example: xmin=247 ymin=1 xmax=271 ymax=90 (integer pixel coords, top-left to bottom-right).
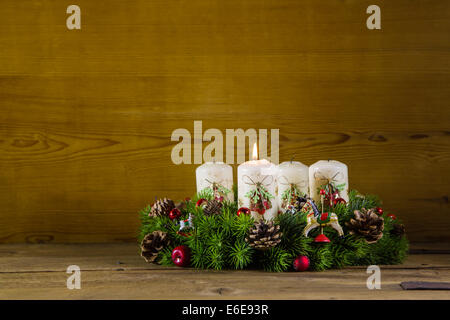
xmin=237 ymin=143 xmax=278 ymax=220
xmin=309 ymin=160 xmax=349 ymax=205
xmin=277 ymin=160 xmax=309 ymax=212
xmin=196 ymin=161 xmax=234 ymax=201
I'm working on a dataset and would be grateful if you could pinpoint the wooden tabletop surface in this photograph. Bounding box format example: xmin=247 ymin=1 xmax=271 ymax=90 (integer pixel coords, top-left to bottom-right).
xmin=0 ymin=243 xmax=449 ymax=300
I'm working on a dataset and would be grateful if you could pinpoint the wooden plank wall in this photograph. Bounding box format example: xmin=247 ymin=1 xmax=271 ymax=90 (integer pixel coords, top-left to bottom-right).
xmin=0 ymin=0 xmax=449 ymax=243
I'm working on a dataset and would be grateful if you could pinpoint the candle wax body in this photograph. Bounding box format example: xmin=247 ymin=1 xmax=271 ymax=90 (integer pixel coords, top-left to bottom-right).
xmin=277 ymin=161 xmax=309 ymax=211
xmin=309 ymin=160 xmax=349 ymax=204
xmin=196 ymin=162 xmax=234 ymax=201
xmin=237 ymin=159 xmax=278 ymax=220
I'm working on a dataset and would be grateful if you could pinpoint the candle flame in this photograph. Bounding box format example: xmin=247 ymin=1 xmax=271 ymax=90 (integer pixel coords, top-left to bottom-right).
xmin=252 ymin=143 xmax=258 ymax=160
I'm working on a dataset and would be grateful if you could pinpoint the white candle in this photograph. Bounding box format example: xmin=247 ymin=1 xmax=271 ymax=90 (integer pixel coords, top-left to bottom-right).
xmin=277 ymin=161 xmax=309 ymax=211
xmin=237 ymin=143 xmax=278 ymax=220
xmin=309 ymin=160 xmax=349 ymax=204
xmin=196 ymin=162 xmax=234 ymax=201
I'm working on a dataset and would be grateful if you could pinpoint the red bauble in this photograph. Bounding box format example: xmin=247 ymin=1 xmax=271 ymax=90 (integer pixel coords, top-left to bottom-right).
xmin=293 ymin=255 xmax=310 ymax=271
xmin=319 ymin=189 xmax=326 ymax=196
xmin=196 ymin=198 xmax=207 ymax=207
xmin=376 ymin=207 xmax=383 ymax=215
xmin=237 ymin=207 xmax=251 ymax=217
xmin=333 ymin=198 xmax=347 ymax=205
xmin=215 ymin=196 xmax=224 ymax=202
xmin=169 ymin=208 xmax=181 ymax=220
xmin=171 ymin=245 xmax=191 ymax=267
xmin=387 ymin=213 xmax=397 ymax=220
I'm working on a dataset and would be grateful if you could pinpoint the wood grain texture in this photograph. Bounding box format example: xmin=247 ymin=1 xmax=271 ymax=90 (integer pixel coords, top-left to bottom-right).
xmin=0 ymin=244 xmax=449 ymax=299
xmin=0 ymin=0 xmax=449 ymax=243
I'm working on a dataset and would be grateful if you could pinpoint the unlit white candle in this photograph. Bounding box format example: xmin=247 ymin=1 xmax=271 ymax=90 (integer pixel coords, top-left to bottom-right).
xmin=277 ymin=161 xmax=309 ymax=211
xmin=309 ymin=160 xmax=349 ymax=204
xmin=196 ymin=162 xmax=234 ymax=201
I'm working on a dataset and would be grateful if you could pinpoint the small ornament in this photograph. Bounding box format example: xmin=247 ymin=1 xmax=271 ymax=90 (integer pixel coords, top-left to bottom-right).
xmin=149 ymin=198 xmax=175 ymax=217
xmin=346 ymin=208 xmax=384 ymax=244
xmin=376 ymin=207 xmax=383 ymax=215
xmin=293 ymin=255 xmax=310 ymax=271
xmin=171 ymin=245 xmax=191 ymax=267
xmin=140 ymin=231 xmax=170 ymax=263
xmin=178 ymin=213 xmax=194 ymax=233
xmin=319 ymin=189 xmax=326 ymax=196
xmin=237 ymin=207 xmax=251 ymax=217
xmin=169 ymin=208 xmax=181 ymax=220
xmin=203 ymin=199 xmax=223 ymax=216
xmin=387 ymin=213 xmax=397 ymax=220
xmin=302 ymin=195 xmax=344 ymax=243
xmin=196 ymin=198 xmax=207 ymax=207
xmin=391 ymin=224 xmax=406 ymax=236
xmin=246 ymin=220 xmax=282 ymax=250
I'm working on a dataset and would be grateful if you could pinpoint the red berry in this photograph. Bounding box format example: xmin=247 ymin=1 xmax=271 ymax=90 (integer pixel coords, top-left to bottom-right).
xmin=169 ymin=208 xmax=181 ymax=220
xmin=293 ymin=255 xmax=310 ymax=271
xmin=387 ymin=213 xmax=397 ymax=220
xmin=237 ymin=207 xmax=251 ymax=217
xmin=196 ymin=198 xmax=207 ymax=207
xmin=319 ymin=189 xmax=326 ymax=195
xmin=376 ymin=207 xmax=383 ymax=215
xmin=171 ymin=245 xmax=191 ymax=267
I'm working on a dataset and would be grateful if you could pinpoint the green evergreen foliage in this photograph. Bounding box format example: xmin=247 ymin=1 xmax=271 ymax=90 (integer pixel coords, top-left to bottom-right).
xmin=138 ymin=188 xmax=409 ymax=272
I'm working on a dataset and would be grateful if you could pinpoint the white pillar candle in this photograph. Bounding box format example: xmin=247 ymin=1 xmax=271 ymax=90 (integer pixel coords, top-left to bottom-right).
xmin=277 ymin=161 xmax=309 ymax=211
xmin=237 ymin=144 xmax=278 ymax=220
xmin=196 ymin=162 xmax=234 ymax=201
xmin=309 ymin=160 xmax=349 ymax=205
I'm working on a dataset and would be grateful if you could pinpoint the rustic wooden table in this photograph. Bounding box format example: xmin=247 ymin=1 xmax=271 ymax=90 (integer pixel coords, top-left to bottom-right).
xmin=0 ymin=243 xmax=449 ymax=300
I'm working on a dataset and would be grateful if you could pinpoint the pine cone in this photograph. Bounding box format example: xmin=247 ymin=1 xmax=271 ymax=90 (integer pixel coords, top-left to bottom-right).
xmin=246 ymin=220 xmax=282 ymax=250
xmin=140 ymin=231 xmax=170 ymax=263
xmin=150 ymin=198 xmax=175 ymax=217
xmin=203 ymin=199 xmax=223 ymax=216
xmin=346 ymin=208 xmax=384 ymax=244
xmin=391 ymin=224 xmax=406 ymax=237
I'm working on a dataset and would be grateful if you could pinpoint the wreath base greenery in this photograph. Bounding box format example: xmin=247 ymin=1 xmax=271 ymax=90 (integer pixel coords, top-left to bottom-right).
xmin=139 ymin=188 xmax=408 ymax=272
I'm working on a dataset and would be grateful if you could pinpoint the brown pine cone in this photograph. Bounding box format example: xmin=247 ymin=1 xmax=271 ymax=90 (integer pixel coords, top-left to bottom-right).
xmin=346 ymin=208 xmax=384 ymax=244
xmin=150 ymin=198 xmax=175 ymax=217
xmin=203 ymin=199 xmax=223 ymax=216
xmin=391 ymin=224 xmax=406 ymax=237
xmin=140 ymin=231 xmax=170 ymax=263
xmin=246 ymin=220 xmax=282 ymax=250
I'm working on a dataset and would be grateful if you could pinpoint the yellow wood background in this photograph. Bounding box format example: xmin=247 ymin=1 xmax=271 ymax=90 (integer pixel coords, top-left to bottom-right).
xmin=0 ymin=0 xmax=449 ymax=243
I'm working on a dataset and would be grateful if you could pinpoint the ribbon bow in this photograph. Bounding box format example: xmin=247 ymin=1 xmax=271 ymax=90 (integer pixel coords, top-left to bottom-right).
xmin=242 ymin=174 xmax=274 ymax=187
xmin=313 ymin=171 xmax=343 ymax=184
xmin=205 ymin=178 xmax=224 ymax=187
xmin=278 ymin=175 xmax=307 ymax=188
